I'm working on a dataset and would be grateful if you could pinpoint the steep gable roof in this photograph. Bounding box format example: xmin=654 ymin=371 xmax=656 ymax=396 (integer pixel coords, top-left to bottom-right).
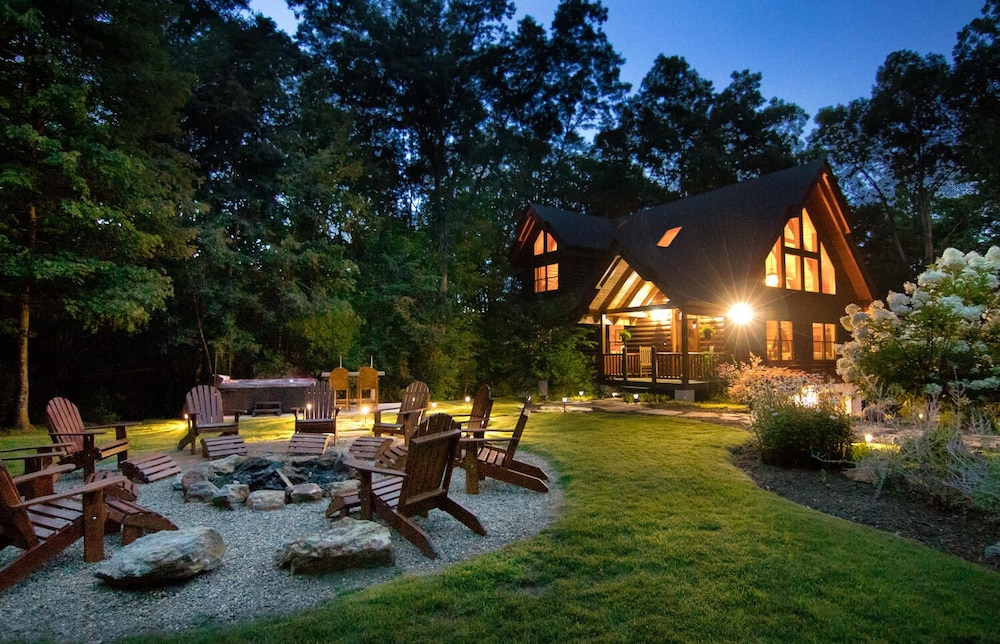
xmin=613 ymin=161 xmax=839 ymax=310
xmin=526 ymin=204 xmax=619 ymax=251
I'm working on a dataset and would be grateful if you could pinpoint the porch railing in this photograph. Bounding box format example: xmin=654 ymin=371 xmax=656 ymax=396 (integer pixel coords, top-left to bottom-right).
xmin=601 ymin=349 xmax=727 ymax=383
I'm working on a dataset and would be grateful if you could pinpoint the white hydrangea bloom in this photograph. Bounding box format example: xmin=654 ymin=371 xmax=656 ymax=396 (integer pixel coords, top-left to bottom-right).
xmin=886 ymin=291 xmax=911 ymax=314
xmin=939 ymin=247 xmax=965 ymax=270
xmin=985 ymin=246 xmax=1000 ymax=270
xmin=918 ymin=270 xmax=948 ymax=287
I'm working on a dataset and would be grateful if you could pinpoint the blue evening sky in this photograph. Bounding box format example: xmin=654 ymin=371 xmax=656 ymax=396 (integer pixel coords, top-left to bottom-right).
xmin=250 ymin=0 xmax=985 ymax=123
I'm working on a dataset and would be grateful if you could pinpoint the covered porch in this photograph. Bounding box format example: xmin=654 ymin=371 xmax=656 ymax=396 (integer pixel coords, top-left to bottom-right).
xmin=581 ymin=256 xmax=746 ymax=396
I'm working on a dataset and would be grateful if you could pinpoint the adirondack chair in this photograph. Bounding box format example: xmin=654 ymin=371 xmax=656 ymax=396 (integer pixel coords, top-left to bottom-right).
xmin=179 ymin=385 xmax=242 ymax=454
xmin=329 ymin=366 xmax=351 ymax=411
xmin=372 ymin=381 xmax=429 ymax=444
xmin=453 ymin=384 xmax=494 ymax=436
xmin=0 ymin=444 xmax=74 ymax=497
xmin=465 ymin=400 xmax=548 ymax=493
xmin=293 ymin=382 xmax=339 ymax=439
xmin=355 ymin=365 xmax=380 ymax=412
xmin=0 ymin=462 xmax=128 ymax=592
xmin=45 ymin=397 xmax=131 ymax=478
xmin=343 ymin=429 xmax=486 ymax=558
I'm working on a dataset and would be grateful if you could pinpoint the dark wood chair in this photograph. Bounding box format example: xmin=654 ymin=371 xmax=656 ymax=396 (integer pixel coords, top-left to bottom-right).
xmin=329 ymin=366 xmax=351 ymax=411
xmin=0 ymin=463 xmax=135 ymax=592
xmin=293 ymin=382 xmax=339 ymax=439
xmin=341 ymin=429 xmax=486 ymax=558
xmin=464 ymin=400 xmax=548 ymax=493
xmin=372 ymin=381 xmax=429 ymax=444
xmin=355 ymin=365 xmax=380 ymax=413
xmin=453 ymin=384 xmax=493 ymax=436
xmin=179 ymin=385 xmax=241 ymax=454
xmin=45 ymin=397 xmax=131 ymax=477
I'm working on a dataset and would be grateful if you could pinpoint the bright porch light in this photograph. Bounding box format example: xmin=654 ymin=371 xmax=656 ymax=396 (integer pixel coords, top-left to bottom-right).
xmin=727 ymin=303 xmax=754 ymax=324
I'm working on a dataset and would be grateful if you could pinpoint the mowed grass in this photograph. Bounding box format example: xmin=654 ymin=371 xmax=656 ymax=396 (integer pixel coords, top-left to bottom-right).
xmin=5 ymin=400 xmax=1000 ymax=641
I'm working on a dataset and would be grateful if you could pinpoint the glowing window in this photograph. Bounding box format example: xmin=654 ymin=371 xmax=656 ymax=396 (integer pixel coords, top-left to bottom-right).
xmin=657 ymin=226 xmax=682 ymax=248
xmin=804 ymin=256 xmax=819 ymax=293
xmin=812 ymin=323 xmax=837 ymax=360
xmin=784 ymin=217 xmax=800 ymax=249
xmin=765 ymin=239 xmax=781 ymax=287
xmin=766 ymin=320 xmax=794 ymax=361
xmin=784 ymin=254 xmax=801 ymax=290
xmin=533 ymin=232 xmax=557 ymax=256
xmin=820 ymin=244 xmax=836 ymax=294
xmin=534 ymin=263 xmax=559 ymax=293
xmin=802 ymin=209 xmax=818 ymax=252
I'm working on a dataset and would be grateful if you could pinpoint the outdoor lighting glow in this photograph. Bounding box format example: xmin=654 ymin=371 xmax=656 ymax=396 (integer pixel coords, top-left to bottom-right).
xmin=306 ymin=403 xmax=312 ymax=412
xmin=728 ymin=303 xmax=754 ymax=324
xmin=579 ymin=390 xmax=585 ymax=397
xmin=465 ymin=395 xmax=471 ymax=403
xmin=361 ymin=405 xmax=370 ymax=415
xmin=431 ymin=401 xmax=438 ymax=408
xmin=633 ymin=393 xmax=640 ymax=402
xmin=765 ymin=272 xmax=779 ymax=287
xmin=650 ymin=308 xmax=670 ymax=323
xmin=865 ymin=434 xmax=873 ymax=444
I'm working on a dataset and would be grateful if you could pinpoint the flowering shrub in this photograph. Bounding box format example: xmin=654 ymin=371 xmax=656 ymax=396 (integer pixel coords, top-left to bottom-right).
xmin=838 ymin=246 xmax=1000 ymax=405
xmin=718 ymin=354 xmax=819 ymax=408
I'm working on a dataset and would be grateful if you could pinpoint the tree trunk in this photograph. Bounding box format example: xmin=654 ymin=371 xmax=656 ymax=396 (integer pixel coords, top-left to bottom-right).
xmin=15 ymin=204 xmax=37 ymax=429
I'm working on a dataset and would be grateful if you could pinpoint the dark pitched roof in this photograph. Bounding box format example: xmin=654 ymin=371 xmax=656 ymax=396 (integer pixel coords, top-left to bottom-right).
xmin=528 ymin=204 xmax=619 ymax=251
xmin=614 ymin=160 xmax=830 ymax=310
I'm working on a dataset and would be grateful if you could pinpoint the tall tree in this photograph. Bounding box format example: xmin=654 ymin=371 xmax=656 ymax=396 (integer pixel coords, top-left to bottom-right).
xmin=0 ymin=1 xmax=194 ymax=427
xmin=810 ymin=51 xmax=963 ymax=287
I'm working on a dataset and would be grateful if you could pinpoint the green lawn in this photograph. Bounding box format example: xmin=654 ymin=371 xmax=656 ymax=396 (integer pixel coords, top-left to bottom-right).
xmin=5 ymin=400 xmax=1000 ymax=641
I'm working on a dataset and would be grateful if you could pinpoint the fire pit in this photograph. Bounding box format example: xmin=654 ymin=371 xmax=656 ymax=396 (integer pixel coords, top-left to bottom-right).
xmin=211 ymin=454 xmax=351 ymax=492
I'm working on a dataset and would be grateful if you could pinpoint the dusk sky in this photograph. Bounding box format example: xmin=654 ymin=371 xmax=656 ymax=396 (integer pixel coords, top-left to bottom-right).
xmin=251 ymin=0 xmax=985 ymax=124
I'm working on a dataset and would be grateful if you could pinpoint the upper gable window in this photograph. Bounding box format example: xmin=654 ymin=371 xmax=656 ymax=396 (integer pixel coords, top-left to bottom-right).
xmin=765 ymin=208 xmax=835 ymax=295
xmin=534 ymin=263 xmax=559 ymax=293
xmin=533 ymin=231 xmax=558 ymax=256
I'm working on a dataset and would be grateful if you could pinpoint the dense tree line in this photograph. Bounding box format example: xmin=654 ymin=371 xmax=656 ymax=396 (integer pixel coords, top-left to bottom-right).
xmin=1 ymin=0 xmax=996 ymax=427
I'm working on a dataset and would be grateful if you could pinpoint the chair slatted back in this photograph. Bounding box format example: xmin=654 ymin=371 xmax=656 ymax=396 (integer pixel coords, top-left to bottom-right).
xmin=45 ymin=397 xmax=85 ymax=454
xmin=329 ymin=367 xmax=351 ymax=408
xmin=501 ymin=404 xmax=532 ymax=468
xmin=396 ymin=381 xmax=429 ymax=423
xmin=399 ymin=429 xmax=460 ymax=515
xmin=465 ymin=385 xmax=494 ymax=433
xmin=0 ymin=464 xmax=39 ymax=551
xmin=303 ymin=382 xmax=337 ymax=420
xmin=412 ymin=413 xmax=457 ymax=440
xmin=185 ymin=385 xmax=225 ymax=424
xmin=356 ymin=366 xmax=380 ymax=410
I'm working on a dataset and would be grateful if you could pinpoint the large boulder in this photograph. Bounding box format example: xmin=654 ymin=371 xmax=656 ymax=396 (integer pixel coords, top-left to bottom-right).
xmin=246 ymin=489 xmax=286 ymax=511
xmin=287 ymin=483 xmax=323 ymax=503
xmin=275 ymin=517 xmax=394 ymax=574
xmin=185 ymin=480 xmax=221 ymax=503
xmin=95 ymin=527 xmax=225 ymax=588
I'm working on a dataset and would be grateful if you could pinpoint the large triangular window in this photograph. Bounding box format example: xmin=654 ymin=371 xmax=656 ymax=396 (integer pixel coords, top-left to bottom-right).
xmin=764 ymin=208 xmax=836 ymax=294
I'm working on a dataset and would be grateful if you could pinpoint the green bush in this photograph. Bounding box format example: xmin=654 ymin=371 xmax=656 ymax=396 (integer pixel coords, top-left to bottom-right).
xmin=752 ymin=402 xmax=854 ymax=467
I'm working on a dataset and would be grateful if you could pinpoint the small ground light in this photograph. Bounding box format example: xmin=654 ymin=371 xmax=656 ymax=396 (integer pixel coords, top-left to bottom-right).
xmin=579 ymin=390 xmax=585 ymax=398
xmin=562 ymin=396 xmax=567 ymax=412
xmin=360 ymin=405 xmax=370 ymax=428
xmin=865 ymin=434 xmax=873 ymax=444
xmin=633 ymin=393 xmax=640 ymax=403
xmin=465 ymin=395 xmax=470 ymax=404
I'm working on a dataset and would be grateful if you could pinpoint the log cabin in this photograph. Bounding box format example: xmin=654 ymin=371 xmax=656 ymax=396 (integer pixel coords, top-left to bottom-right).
xmin=510 ymin=161 xmax=875 ymax=399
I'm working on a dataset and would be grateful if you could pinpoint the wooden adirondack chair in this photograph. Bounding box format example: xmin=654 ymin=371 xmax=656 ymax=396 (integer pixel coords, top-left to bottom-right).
xmin=465 ymin=400 xmax=548 ymax=493
xmin=0 ymin=463 xmax=127 ymax=592
xmin=0 ymin=444 xmax=74 ymax=497
xmin=372 ymin=381 xmax=429 ymax=444
xmin=180 ymin=385 xmax=241 ymax=454
xmin=453 ymin=384 xmax=493 ymax=436
xmin=343 ymin=429 xmax=486 ymax=558
xmin=329 ymin=366 xmax=351 ymax=411
xmin=45 ymin=397 xmax=131 ymax=477
xmin=293 ymin=382 xmax=339 ymax=438
xmin=355 ymin=365 xmax=380 ymax=412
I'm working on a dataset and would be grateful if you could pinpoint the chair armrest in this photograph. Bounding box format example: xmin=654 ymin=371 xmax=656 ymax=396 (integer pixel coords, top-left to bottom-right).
xmin=343 ymin=458 xmax=407 ymax=479
xmin=13 ymin=473 xmax=129 ymax=508
xmin=13 ymin=464 xmax=76 ymax=486
xmin=291 ymin=407 xmax=302 ymax=419
xmin=0 ymin=442 xmax=72 ymax=455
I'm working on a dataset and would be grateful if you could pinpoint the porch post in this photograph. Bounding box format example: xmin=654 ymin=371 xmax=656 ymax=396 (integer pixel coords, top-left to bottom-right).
xmin=651 ymin=346 xmax=658 ymax=384
xmin=680 ymin=310 xmax=690 ymax=387
xmin=621 ymin=346 xmax=628 ymax=383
